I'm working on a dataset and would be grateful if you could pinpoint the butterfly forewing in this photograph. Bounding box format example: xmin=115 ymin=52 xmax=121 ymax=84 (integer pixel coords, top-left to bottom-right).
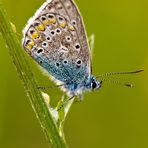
xmin=22 ymin=0 xmax=91 ymax=85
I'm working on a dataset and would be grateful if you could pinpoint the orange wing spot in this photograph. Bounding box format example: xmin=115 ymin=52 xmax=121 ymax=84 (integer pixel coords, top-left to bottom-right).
xmin=31 ymin=32 xmax=40 ymax=39
xmin=36 ymin=24 xmax=45 ymax=31
xmin=25 ymin=40 xmax=35 ymax=50
xmin=49 ymin=18 xmax=56 ymax=24
xmin=69 ymin=25 xmax=75 ymax=31
xmin=60 ymin=22 xmax=66 ymax=28
xmin=42 ymin=19 xmax=50 ymax=26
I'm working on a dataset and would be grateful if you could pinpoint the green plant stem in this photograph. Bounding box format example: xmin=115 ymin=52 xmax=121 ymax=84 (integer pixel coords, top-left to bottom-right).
xmin=0 ymin=3 xmax=67 ymax=148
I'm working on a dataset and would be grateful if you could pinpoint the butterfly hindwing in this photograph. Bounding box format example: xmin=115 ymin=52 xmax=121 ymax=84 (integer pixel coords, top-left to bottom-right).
xmin=22 ymin=0 xmax=91 ymax=85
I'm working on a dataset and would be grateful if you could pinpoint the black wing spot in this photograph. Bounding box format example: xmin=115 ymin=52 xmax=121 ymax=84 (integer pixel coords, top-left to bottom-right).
xmin=71 ymin=20 xmax=76 ymax=26
xmin=42 ymin=42 xmax=48 ymax=47
xmin=41 ymin=16 xmax=46 ymax=21
xmin=54 ymin=1 xmax=60 ymax=5
xmin=66 ymin=36 xmax=71 ymax=42
xmin=76 ymin=59 xmax=82 ymax=68
xmin=56 ymin=62 xmax=60 ymax=67
xmin=39 ymin=60 xmax=43 ymax=64
xmin=34 ymin=23 xmax=40 ymax=26
xmin=47 ymin=5 xmax=52 ymax=10
xmin=30 ymin=30 xmax=35 ymax=34
xmin=58 ymin=16 xmax=64 ymax=21
xmin=50 ymin=30 xmax=55 ymax=36
xmin=47 ymin=14 xmax=54 ymax=18
xmin=25 ymin=40 xmax=31 ymax=45
xmin=46 ymin=36 xmax=52 ymax=42
xmin=77 ymin=59 xmax=82 ymax=65
xmin=37 ymin=48 xmax=44 ymax=54
xmin=75 ymin=43 xmax=81 ymax=50
xmin=63 ymin=60 xmax=68 ymax=64
xmin=56 ymin=28 xmax=61 ymax=34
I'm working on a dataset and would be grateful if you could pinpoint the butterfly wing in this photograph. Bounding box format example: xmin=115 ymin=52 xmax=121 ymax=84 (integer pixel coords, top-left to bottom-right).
xmin=22 ymin=0 xmax=91 ymax=85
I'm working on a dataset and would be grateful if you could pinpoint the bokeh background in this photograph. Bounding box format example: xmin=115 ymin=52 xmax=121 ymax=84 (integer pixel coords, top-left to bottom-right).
xmin=0 ymin=0 xmax=148 ymax=148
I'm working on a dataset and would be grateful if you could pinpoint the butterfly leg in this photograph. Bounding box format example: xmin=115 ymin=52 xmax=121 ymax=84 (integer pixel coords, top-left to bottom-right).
xmin=37 ymin=84 xmax=64 ymax=90
xmin=88 ymin=33 xmax=95 ymax=58
xmin=57 ymin=95 xmax=75 ymax=111
xmin=74 ymin=94 xmax=83 ymax=104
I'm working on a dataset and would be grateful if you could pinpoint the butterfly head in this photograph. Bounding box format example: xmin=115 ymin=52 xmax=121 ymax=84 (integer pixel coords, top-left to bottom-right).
xmin=90 ymin=76 xmax=102 ymax=90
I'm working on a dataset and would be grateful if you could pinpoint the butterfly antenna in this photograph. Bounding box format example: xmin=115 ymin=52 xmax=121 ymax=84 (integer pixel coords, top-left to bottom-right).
xmin=100 ymin=78 xmax=134 ymax=88
xmin=97 ymin=69 xmax=144 ymax=78
xmin=97 ymin=69 xmax=144 ymax=88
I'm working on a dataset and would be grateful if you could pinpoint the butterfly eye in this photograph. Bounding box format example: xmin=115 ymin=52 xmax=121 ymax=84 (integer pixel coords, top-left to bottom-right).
xmin=91 ymin=81 xmax=97 ymax=89
xmin=42 ymin=42 xmax=48 ymax=47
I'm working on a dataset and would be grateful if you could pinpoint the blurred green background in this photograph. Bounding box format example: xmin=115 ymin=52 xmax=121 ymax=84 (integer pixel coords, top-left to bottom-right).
xmin=0 ymin=0 xmax=147 ymax=148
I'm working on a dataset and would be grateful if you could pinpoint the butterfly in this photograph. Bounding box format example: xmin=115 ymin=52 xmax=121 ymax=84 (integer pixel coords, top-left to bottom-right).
xmin=22 ymin=0 xmax=143 ymax=101
xmin=22 ymin=0 xmax=101 ymax=99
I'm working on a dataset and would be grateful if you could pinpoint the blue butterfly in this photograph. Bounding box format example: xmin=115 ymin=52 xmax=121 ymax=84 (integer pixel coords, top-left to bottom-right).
xmin=22 ymin=0 xmax=143 ymax=102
